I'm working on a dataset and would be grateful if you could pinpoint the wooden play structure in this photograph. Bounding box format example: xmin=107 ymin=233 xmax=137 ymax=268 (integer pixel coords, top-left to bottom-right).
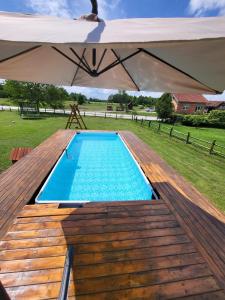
xmin=65 ymin=104 xmax=87 ymax=129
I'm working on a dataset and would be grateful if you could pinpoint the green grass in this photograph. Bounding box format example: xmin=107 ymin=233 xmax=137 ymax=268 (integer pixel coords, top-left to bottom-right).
xmin=158 ymin=122 xmax=225 ymax=147
xmin=0 ymin=98 xmax=14 ymax=106
xmin=0 ymin=111 xmax=225 ymax=212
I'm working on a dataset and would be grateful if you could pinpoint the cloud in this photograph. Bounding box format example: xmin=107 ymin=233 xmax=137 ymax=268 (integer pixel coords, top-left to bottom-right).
xmin=188 ymin=0 xmax=225 ymax=16
xmin=25 ymin=0 xmax=125 ymax=20
xmin=25 ymin=0 xmax=72 ymax=18
xmin=72 ymin=0 xmax=125 ymax=20
xmin=205 ymin=90 xmax=225 ymax=100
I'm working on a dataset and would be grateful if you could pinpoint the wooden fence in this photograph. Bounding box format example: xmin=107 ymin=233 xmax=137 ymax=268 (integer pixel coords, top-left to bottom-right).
xmin=134 ymin=117 xmax=225 ymax=158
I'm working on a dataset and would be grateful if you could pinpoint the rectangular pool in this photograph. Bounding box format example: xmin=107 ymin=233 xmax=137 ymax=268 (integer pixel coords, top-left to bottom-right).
xmin=36 ymin=132 xmax=153 ymax=203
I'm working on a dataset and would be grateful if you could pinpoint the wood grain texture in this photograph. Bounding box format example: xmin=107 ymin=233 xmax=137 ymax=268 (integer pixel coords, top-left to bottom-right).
xmin=1 ymin=130 xmax=225 ymax=299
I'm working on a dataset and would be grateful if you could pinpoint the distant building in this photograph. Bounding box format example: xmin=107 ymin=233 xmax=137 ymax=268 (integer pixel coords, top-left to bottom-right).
xmin=205 ymin=100 xmax=225 ymax=112
xmin=172 ymin=93 xmax=208 ymax=114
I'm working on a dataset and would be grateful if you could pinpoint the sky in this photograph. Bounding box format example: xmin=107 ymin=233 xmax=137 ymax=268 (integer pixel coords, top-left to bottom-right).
xmin=0 ymin=0 xmax=225 ymax=100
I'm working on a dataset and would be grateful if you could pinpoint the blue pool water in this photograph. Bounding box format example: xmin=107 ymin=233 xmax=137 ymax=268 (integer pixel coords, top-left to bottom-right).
xmin=36 ymin=132 xmax=153 ymax=203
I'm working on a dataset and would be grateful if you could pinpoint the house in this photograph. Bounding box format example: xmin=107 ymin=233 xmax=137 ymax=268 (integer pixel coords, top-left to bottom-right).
xmin=205 ymin=100 xmax=225 ymax=112
xmin=172 ymin=93 xmax=208 ymax=114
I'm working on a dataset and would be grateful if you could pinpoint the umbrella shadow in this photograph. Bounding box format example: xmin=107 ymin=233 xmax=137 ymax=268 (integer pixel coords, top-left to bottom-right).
xmin=59 ymin=180 xmax=225 ymax=298
xmin=84 ymin=20 xmax=106 ymax=43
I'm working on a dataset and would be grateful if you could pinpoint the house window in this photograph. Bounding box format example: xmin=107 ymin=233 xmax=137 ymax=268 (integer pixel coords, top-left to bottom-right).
xmin=195 ymin=105 xmax=204 ymax=111
xmin=182 ymin=104 xmax=190 ymax=111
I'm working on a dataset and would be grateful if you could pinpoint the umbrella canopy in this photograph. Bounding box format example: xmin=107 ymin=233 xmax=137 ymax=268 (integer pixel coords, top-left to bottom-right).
xmin=0 ymin=12 xmax=225 ymax=94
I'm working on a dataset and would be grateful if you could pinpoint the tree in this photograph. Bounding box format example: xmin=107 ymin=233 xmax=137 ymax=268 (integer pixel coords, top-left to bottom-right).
xmin=70 ymin=93 xmax=87 ymax=105
xmin=155 ymin=93 xmax=173 ymax=120
xmin=44 ymin=85 xmax=68 ymax=109
xmin=0 ymin=82 xmax=8 ymax=98
xmin=3 ymin=80 xmax=67 ymax=109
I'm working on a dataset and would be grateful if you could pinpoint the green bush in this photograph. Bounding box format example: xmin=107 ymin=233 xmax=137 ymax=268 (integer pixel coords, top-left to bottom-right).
xmin=208 ymin=110 xmax=225 ymax=122
xmin=169 ymin=113 xmax=184 ymax=124
xmin=181 ymin=112 xmax=225 ymax=128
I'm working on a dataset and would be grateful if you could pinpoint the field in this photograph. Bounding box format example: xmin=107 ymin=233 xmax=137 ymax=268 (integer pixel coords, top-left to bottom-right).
xmin=0 ymin=98 xmax=156 ymax=116
xmin=0 ymin=111 xmax=225 ymax=211
xmin=152 ymin=122 xmax=225 ymax=147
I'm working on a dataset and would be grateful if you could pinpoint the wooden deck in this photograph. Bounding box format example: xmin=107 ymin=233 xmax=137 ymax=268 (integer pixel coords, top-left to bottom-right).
xmin=0 ymin=130 xmax=225 ymax=299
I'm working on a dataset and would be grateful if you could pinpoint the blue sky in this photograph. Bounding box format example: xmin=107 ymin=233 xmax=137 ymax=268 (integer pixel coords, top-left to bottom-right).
xmin=1 ymin=0 xmax=225 ymax=100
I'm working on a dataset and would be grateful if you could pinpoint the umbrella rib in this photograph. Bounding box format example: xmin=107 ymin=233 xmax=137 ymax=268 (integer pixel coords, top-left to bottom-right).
xmin=96 ymin=49 xmax=107 ymax=72
xmin=98 ymin=49 xmax=142 ymax=76
xmin=111 ymin=49 xmax=140 ymax=91
xmin=140 ymin=48 xmax=220 ymax=94
xmin=0 ymin=45 xmax=41 ymax=64
xmin=71 ymin=49 xmax=87 ymax=86
xmin=52 ymin=47 xmax=91 ymax=75
xmin=70 ymin=48 xmax=92 ymax=72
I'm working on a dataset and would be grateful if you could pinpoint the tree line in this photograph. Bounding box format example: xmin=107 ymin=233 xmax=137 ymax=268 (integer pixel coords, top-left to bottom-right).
xmin=0 ymin=80 xmax=174 ymax=119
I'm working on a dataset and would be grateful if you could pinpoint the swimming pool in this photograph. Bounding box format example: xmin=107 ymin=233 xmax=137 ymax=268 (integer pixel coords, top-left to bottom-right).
xmin=36 ymin=132 xmax=153 ymax=203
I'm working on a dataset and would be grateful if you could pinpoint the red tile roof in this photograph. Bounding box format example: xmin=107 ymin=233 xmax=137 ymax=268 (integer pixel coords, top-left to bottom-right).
xmin=206 ymin=100 xmax=225 ymax=107
xmin=172 ymin=93 xmax=208 ymax=104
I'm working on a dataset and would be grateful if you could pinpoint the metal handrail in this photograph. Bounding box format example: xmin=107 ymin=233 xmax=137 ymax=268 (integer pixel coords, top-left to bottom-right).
xmin=58 ymin=245 xmax=75 ymax=300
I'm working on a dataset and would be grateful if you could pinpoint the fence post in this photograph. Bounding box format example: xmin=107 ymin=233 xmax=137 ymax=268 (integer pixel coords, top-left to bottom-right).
xmin=84 ymin=111 xmax=86 ymax=117
xmin=148 ymin=121 xmax=151 ymax=127
xmin=169 ymin=127 xmax=173 ymax=137
xmin=135 ymin=117 xmax=137 ymax=122
xmin=105 ymin=112 xmax=106 ymax=118
xmin=186 ymin=132 xmax=190 ymax=144
xmin=158 ymin=122 xmax=161 ymax=131
xmin=209 ymin=140 xmax=216 ymax=155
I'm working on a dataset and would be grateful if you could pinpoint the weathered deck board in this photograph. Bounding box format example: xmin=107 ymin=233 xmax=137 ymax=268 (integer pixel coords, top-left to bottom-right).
xmin=1 ymin=202 xmax=224 ymax=300
xmin=0 ymin=130 xmax=75 ymax=239
xmin=0 ymin=130 xmax=225 ymax=299
xmin=121 ymin=131 xmax=225 ymax=291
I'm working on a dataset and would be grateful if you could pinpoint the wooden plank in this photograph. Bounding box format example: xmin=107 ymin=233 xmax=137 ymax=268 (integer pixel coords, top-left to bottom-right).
xmin=75 ymin=277 xmax=221 ymax=300
xmin=12 ymin=214 xmax=176 ymax=231
xmin=75 ymin=264 xmax=212 ymax=295
xmin=5 ymin=281 xmax=76 ymax=300
xmin=3 ymin=220 xmax=180 ymax=240
xmin=75 ymin=252 xmax=204 ymax=279
xmin=0 ymin=268 xmax=64 ymax=288
xmin=0 ymin=227 xmax=185 ymax=250
xmin=121 ymin=131 xmax=225 ymax=291
xmin=0 ymin=130 xmax=75 ymax=239
xmin=0 ymin=242 xmax=195 ymax=262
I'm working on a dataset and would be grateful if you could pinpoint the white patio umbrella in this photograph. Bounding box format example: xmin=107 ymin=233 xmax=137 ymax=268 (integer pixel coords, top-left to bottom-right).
xmin=0 ymin=4 xmax=225 ymax=94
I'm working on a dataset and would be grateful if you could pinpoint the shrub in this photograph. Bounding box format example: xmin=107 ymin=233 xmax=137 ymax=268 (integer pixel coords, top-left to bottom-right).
xmin=181 ymin=112 xmax=225 ymax=128
xmin=208 ymin=110 xmax=225 ymax=122
xmin=169 ymin=113 xmax=184 ymax=124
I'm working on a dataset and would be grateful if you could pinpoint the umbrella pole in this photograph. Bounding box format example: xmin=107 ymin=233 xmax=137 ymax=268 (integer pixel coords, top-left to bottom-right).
xmin=90 ymin=0 xmax=98 ymax=15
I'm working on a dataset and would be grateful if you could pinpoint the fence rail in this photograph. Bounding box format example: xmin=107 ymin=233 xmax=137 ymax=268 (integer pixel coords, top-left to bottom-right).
xmin=135 ymin=118 xmax=225 ymax=159
xmin=0 ymin=105 xmax=157 ymax=121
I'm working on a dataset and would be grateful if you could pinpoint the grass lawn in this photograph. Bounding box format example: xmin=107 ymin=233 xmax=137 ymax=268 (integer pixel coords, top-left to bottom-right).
xmin=0 ymin=111 xmax=225 ymax=212
xmin=159 ymin=122 xmax=225 ymax=147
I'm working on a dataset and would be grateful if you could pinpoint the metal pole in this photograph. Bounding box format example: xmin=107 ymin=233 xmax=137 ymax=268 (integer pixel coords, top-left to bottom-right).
xmin=58 ymin=245 xmax=74 ymax=300
xmin=90 ymin=0 xmax=98 ymax=15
